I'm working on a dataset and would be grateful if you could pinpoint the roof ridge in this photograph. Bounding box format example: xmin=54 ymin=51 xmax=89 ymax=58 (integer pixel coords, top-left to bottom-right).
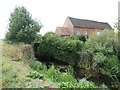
xmin=67 ymin=16 xmax=111 ymax=29
xmin=68 ymin=16 xmax=108 ymax=24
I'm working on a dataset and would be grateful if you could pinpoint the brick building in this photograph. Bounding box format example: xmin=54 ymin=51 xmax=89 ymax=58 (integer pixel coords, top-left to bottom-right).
xmin=55 ymin=17 xmax=112 ymax=37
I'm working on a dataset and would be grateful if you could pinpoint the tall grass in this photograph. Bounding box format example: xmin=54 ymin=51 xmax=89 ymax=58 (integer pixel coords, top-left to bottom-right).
xmin=2 ymin=56 xmax=18 ymax=87
xmin=2 ymin=41 xmax=36 ymax=88
xmin=2 ymin=41 xmax=24 ymax=61
xmin=2 ymin=41 xmax=35 ymax=62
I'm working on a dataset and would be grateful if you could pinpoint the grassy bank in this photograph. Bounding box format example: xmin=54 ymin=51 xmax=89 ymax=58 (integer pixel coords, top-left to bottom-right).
xmin=1 ymin=41 xmax=57 ymax=88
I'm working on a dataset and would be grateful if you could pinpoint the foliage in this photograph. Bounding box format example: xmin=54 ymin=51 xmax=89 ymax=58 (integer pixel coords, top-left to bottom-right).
xmin=77 ymin=34 xmax=88 ymax=42
xmin=79 ymin=30 xmax=120 ymax=87
xmin=36 ymin=30 xmax=119 ymax=88
xmin=46 ymin=65 xmax=77 ymax=83
xmin=37 ymin=32 xmax=83 ymax=65
xmin=101 ymin=55 xmax=119 ymax=83
xmin=78 ymin=78 xmax=98 ymax=88
xmin=46 ymin=65 xmax=62 ymax=82
xmin=29 ymin=60 xmax=47 ymax=72
xmin=70 ymin=34 xmax=88 ymax=42
xmin=5 ymin=6 xmax=42 ymax=44
xmin=26 ymin=71 xmax=44 ymax=79
xmin=59 ymin=78 xmax=98 ymax=88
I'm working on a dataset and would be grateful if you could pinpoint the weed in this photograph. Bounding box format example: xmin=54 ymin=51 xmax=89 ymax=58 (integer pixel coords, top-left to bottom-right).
xmin=26 ymin=71 xmax=44 ymax=80
xmin=29 ymin=60 xmax=47 ymax=72
xmin=46 ymin=65 xmax=77 ymax=83
xmin=59 ymin=78 xmax=98 ymax=88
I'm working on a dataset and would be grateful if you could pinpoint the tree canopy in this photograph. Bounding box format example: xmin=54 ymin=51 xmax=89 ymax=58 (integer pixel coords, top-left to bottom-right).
xmin=6 ymin=6 xmax=42 ymax=44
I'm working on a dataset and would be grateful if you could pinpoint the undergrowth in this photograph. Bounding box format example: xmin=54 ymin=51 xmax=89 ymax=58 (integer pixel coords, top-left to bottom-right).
xmin=28 ymin=61 xmax=108 ymax=89
xmin=2 ymin=40 xmax=111 ymax=89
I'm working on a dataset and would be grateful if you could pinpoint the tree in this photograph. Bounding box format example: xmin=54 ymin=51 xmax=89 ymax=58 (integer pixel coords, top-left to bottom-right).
xmin=5 ymin=6 xmax=42 ymax=44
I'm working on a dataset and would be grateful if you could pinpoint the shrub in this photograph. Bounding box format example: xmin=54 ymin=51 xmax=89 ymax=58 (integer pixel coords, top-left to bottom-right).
xmin=37 ymin=33 xmax=83 ymax=65
xmin=80 ymin=30 xmax=120 ymax=88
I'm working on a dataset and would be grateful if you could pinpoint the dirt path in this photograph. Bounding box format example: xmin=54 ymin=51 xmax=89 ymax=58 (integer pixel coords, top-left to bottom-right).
xmin=11 ymin=60 xmax=58 ymax=88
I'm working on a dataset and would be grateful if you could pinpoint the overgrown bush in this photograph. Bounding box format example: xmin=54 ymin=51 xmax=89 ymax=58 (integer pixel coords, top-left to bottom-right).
xmin=34 ymin=30 xmax=119 ymax=88
xmin=37 ymin=33 xmax=83 ymax=65
xmin=80 ymin=30 xmax=120 ymax=88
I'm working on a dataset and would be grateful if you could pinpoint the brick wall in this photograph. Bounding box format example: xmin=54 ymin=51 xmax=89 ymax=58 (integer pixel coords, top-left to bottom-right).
xmin=63 ymin=17 xmax=74 ymax=29
xmin=73 ymin=27 xmax=104 ymax=37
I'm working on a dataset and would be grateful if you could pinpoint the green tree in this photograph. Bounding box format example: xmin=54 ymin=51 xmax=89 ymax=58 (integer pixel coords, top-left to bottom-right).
xmin=5 ymin=6 xmax=42 ymax=44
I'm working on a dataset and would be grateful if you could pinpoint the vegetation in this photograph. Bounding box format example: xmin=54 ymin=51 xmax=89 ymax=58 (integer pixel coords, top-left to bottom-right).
xmin=5 ymin=6 xmax=42 ymax=44
xmin=28 ymin=61 xmax=101 ymax=89
xmin=1 ymin=41 xmax=57 ymax=88
xmin=2 ymin=57 xmax=17 ymax=87
xmin=35 ymin=30 xmax=120 ymax=89
xmin=78 ymin=30 xmax=119 ymax=88
xmin=1 ymin=56 xmax=37 ymax=88
xmin=26 ymin=71 xmax=44 ymax=79
xmin=37 ymin=32 xmax=83 ymax=65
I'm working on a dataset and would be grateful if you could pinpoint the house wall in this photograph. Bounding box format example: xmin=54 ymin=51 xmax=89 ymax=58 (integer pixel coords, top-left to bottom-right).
xmin=63 ymin=17 xmax=74 ymax=29
xmin=55 ymin=27 xmax=73 ymax=36
xmin=57 ymin=17 xmax=105 ymax=36
xmin=73 ymin=27 xmax=104 ymax=37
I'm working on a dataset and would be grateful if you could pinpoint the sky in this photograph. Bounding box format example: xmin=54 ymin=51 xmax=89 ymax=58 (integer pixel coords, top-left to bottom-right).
xmin=0 ymin=0 xmax=119 ymax=39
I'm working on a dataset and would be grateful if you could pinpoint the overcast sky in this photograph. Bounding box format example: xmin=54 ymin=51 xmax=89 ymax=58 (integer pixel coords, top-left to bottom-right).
xmin=0 ymin=0 xmax=119 ymax=39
